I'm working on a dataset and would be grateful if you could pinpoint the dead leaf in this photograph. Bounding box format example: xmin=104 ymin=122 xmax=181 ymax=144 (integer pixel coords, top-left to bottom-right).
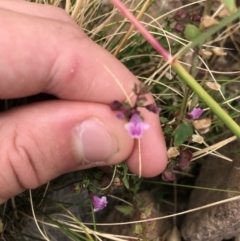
xmin=191 ymin=134 xmax=204 ymax=143
xmin=167 ymin=226 xmax=181 ymax=241
xmin=212 ymin=47 xmax=227 ymax=56
xmin=193 ymin=118 xmax=212 ymax=134
xmin=201 ymin=16 xmax=219 ymax=28
xmin=205 ymin=81 xmax=221 ymax=90
xmin=199 ymin=49 xmax=212 ymax=58
xmin=167 ymin=147 xmax=180 ymax=158
xmin=218 ymin=7 xmax=231 ymax=18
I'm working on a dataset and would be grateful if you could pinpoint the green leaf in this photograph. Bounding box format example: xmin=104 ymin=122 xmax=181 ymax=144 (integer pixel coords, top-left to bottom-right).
xmin=221 ymin=0 xmax=236 ymax=12
xmin=144 ymin=203 xmax=154 ymax=218
xmin=115 ymin=205 xmax=134 ymax=215
xmin=174 ymin=122 xmax=193 ymax=147
xmin=160 ymin=116 xmax=168 ymax=124
xmin=134 ymin=224 xmax=142 ymax=234
xmin=118 ymin=162 xmax=130 ymax=189
xmin=164 ymin=124 xmax=173 ymax=135
xmin=122 ymin=175 xmax=129 ymax=189
xmin=190 ymin=94 xmax=199 ymax=110
xmin=82 ymin=179 xmax=90 ymax=188
xmin=184 ymin=24 xmax=202 ymax=41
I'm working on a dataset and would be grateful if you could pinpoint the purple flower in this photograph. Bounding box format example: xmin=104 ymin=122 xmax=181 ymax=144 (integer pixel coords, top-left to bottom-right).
xmin=189 ymin=107 xmax=203 ymax=119
xmin=124 ymin=113 xmax=149 ymax=139
xmin=162 ymin=168 xmax=175 ymax=182
xmin=90 ymin=195 xmax=108 ymax=212
xmin=178 ymin=150 xmax=193 ymax=170
xmin=175 ymin=10 xmax=186 ymax=20
xmin=174 ymin=23 xmax=185 ymax=33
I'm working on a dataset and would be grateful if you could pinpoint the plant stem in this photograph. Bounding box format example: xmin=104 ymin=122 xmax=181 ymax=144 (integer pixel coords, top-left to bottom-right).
xmin=178 ymin=51 xmax=200 ymax=122
xmin=114 ymin=0 xmax=153 ymax=56
xmin=111 ymin=0 xmax=171 ymax=61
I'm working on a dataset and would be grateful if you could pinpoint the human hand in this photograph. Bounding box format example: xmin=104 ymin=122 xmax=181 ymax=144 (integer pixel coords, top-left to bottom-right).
xmin=0 ymin=0 xmax=167 ymax=203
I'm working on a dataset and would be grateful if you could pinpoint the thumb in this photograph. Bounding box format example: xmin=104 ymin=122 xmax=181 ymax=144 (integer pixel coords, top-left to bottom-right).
xmin=0 ymin=101 xmax=133 ymax=203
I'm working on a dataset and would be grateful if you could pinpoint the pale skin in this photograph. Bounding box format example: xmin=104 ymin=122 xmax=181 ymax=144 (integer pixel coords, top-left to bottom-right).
xmin=0 ymin=0 xmax=167 ymax=204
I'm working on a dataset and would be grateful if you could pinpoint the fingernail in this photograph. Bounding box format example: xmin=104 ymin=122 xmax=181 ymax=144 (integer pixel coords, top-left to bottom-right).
xmin=73 ymin=118 xmax=118 ymax=163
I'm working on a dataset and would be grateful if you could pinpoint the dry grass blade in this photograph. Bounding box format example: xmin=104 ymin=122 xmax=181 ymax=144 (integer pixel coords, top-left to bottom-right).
xmin=192 ymin=135 xmax=237 ymax=160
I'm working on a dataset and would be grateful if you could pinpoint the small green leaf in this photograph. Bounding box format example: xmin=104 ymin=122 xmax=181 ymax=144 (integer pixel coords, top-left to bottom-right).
xmin=115 ymin=205 xmax=134 ymax=215
xmin=118 ymin=162 xmax=129 ymax=189
xmin=164 ymin=125 xmax=173 ymax=135
xmin=221 ymin=0 xmax=236 ymax=12
xmin=122 ymin=175 xmax=129 ymax=189
xmin=144 ymin=203 xmax=154 ymax=218
xmin=160 ymin=116 xmax=168 ymax=124
xmin=82 ymin=179 xmax=90 ymax=188
xmin=134 ymin=224 xmax=142 ymax=234
xmin=190 ymin=94 xmax=199 ymax=110
xmin=174 ymin=122 xmax=193 ymax=147
xmin=184 ymin=24 xmax=202 ymax=41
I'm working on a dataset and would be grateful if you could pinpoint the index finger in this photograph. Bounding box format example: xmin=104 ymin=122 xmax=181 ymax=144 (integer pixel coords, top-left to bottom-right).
xmin=0 ymin=7 xmax=135 ymax=103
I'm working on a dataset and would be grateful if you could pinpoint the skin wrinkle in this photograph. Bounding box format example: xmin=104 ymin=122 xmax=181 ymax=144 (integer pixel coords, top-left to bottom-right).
xmin=11 ymin=125 xmax=41 ymax=190
xmin=19 ymin=125 xmax=59 ymax=187
xmin=7 ymin=151 xmax=25 ymax=191
xmin=0 ymin=129 xmax=25 ymax=199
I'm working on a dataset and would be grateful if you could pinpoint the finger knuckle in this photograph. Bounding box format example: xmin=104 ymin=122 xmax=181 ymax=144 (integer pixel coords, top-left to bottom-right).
xmin=0 ymin=125 xmax=40 ymax=195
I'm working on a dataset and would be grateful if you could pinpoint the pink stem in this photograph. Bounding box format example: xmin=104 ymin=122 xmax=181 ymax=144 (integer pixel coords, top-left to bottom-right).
xmin=110 ymin=0 xmax=172 ymax=62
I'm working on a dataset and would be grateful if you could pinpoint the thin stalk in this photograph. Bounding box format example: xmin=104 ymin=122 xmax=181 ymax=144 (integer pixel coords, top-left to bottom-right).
xmin=71 ymin=0 xmax=84 ymax=21
xmin=178 ymin=87 xmax=191 ymax=122
xmin=11 ymin=197 xmax=19 ymax=220
xmin=173 ymin=178 xmax=177 ymax=226
xmin=178 ymin=51 xmax=199 ymax=122
xmin=114 ymin=0 xmax=153 ymax=56
xmin=111 ymin=0 xmax=171 ymax=61
xmin=110 ymin=0 xmax=240 ymax=138
xmin=65 ymin=0 xmax=71 ymax=14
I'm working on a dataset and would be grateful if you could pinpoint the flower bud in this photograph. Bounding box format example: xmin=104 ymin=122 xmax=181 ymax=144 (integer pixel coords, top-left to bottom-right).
xmin=175 ymin=10 xmax=186 ymax=20
xmin=162 ymin=167 xmax=175 ymax=181
xmin=110 ymin=100 xmax=122 ymax=111
xmin=179 ymin=150 xmax=193 ymax=170
xmin=145 ymin=104 xmax=161 ymax=114
xmin=174 ymin=23 xmax=185 ymax=33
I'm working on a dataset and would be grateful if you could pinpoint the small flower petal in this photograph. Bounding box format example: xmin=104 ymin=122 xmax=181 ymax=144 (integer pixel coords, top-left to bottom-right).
xmin=124 ymin=114 xmax=149 ymax=139
xmin=189 ymin=107 xmax=204 ymax=119
xmin=90 ymin=195 xmax=108 ymax=212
